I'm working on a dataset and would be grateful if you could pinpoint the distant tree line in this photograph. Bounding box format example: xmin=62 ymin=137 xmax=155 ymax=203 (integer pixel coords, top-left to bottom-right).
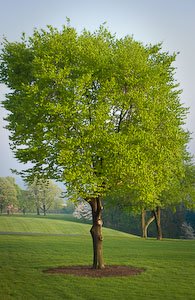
xmin=72 ymin=200 xmax=195 ymax=239
xmin=0 ymin=176 xmax=64 ymax=215
xmin=103 ymin=204 xmax=195 ymax=239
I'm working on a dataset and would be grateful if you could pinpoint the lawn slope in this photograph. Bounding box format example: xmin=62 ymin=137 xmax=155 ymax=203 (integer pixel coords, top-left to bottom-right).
xmin=0 ymin=214 xmax=137 ymax=237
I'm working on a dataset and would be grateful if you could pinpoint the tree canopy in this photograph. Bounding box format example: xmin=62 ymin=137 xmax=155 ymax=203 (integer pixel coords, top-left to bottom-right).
xmin=0 ymin=24 xmax=189 ymax=205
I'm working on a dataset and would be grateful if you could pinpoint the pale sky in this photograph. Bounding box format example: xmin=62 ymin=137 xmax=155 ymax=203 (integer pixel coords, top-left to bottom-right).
xmin=0 ymin=0 xmax=195 ymax=186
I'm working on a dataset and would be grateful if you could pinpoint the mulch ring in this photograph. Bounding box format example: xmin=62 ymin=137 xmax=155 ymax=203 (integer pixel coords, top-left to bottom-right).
xmin=43 ymin=265 xmax=145 ymax=278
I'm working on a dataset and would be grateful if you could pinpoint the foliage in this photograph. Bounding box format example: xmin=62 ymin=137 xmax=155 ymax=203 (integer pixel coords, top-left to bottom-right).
xmin=15 ymin=185 xmax=33 ymax=213
xmin=105 ymin=160 xmax=195 ymax=239
xmin=27 ymin=178 xmax=63 ymax=215
xmin=0 ymin=177 xmax=18 ymax=213
xmin=103 ymin=203 xmax=194 ymax=239
xmin=186 ymin=210 xmax=195 ymax=227
xmin=103 ymin=203 xmax=141 ymax=235
xmin=62 ymin=201 xmax=75 ymax=214
xmin=0 ymin=24 xmax=190 ymax=210
xmin=158 ymin=162 xmax=195 ymax=210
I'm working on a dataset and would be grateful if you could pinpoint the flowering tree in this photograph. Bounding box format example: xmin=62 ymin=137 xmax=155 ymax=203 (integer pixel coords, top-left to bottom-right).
xmin=73 ymin=201 xmax=92 ymax=221
xmin=181 ymin=222 xmax=195 ymax=239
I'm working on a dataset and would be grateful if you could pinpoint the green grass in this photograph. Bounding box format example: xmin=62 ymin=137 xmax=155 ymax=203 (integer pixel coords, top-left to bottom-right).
xmin=0 ymin=214 xmax=136 ymax=237
xmin=0 ymin=215 xmax=195 ymax=300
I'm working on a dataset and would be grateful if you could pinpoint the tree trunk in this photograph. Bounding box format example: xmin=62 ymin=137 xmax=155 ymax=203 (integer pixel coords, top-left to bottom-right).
xmin=43 ymin=204 xmax=46 ymax=216
xmin=153 ymin=206 xmax=162 ymax=240
xmin=141 ymin=210 xmax=155 ymax=238
xmin=36 ymin=207 xmax=40 ymax=215
xmin=89 ymin=197 xmax=105 ymax=269
xmin=141 ymin=210 xmax=146 ymax=238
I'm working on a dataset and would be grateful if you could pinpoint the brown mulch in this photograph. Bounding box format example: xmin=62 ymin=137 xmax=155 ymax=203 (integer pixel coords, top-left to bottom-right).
xmin=43 ymin=265 xmax=145 ymax=278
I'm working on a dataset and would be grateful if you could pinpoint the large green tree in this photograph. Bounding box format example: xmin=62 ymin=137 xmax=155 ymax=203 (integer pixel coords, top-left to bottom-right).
xmin=0 ymin=24 xmax=189 ymax=268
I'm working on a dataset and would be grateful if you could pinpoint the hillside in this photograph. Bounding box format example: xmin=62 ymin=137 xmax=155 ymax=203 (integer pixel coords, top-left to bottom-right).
xmin=0 ymin=214 xmax=138 ymax=238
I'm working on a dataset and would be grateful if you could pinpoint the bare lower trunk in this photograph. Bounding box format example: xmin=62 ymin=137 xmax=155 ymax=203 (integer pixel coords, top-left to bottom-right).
xmin=43 ymin=204 xmax=46 ymax=216
xmin=141 ymin=210 xmax=155 ymax=238
xmin=141 ymin=210 xmax=146 ymax=238
xmin=153 ymin=206 xmax=162 ymax=240
xmin=89 ymin=197 xmax=105 ymax=269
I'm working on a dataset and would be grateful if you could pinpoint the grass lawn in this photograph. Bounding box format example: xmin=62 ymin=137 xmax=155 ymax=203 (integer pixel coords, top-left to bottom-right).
xmin=0 ymin=214 xmax=195 ymax=300
xmin=0 ymin=214 xmax=136 ymax=237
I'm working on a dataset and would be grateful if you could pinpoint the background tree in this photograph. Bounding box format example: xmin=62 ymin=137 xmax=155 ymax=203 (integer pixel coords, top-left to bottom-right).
xmin=62 ymin=200 xmax=75 ymax=214
xmin=152 ymin=161 xmax=195 ymax=239
xmin=0 ymin=177 xmax=9 ymax=213
xmin=27 ymin=178 xmax=63 ymax=215
xmin=129 ymin=160 xmax=195 ymax=239
xmin=73 ymin=201 xmax=92 ymax=221
xmin=17 ymin=188 xmax=34 ymax=214
xmin=27 ymin=178 xmax=41 ymax=215
xmin=0 ymin=177 xmax=18 ymax=214
xmin=0 ymin=24 xmax=190 ymax=268
xmin=181 ymin=222 xmax=195 ymax=239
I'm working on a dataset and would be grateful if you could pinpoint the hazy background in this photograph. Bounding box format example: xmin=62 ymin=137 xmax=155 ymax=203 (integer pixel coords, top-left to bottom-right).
xmin=0 ymin=0 xmax=195 ymax=186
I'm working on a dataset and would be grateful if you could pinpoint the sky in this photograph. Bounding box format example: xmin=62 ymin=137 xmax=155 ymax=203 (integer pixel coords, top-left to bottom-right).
xmin=0 ymin=0 xmax=195 ymax=187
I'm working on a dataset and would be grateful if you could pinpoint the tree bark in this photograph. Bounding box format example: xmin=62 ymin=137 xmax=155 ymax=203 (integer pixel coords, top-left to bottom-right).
xmin=141 ymin=210 xmax=146 ymax=238
xmin=141 ymin=210 xmax=155 ymax=238
xmin=89 ymin=197 xmax=105 ymax=269
xmin=43 ymin=204 xmax=46 ymax=216
xmin=153 ymin=206 xmax=162 ymax=240
xmin=36 ymin=207 xmax=40 ymax=215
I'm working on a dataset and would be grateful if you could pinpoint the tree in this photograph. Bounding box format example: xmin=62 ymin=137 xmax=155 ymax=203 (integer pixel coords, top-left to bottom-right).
xmin=181 ymin=222 xmax=195 ymax=239
xmin=155 ymin=161 xmax=195 ymax=239
xmin=27 ymin=178 xmax=62 ymax=215
xmin=0 ymin=177 xmax=18 ymax=214
xmin=0 ymin=24 xmax=190 ymax=268
xmin=0 ymin=177 xmax=9 ymax=213
xmin=17 ymin=188 xmax=34 ymax=214
xmin=141 ymin=210 xmax=155 ymax=239
xmin=73 ymin=201 xmax=92 ymax=221
xmin=140 ymin=161 xmax=195 ymax=239
xmin=62 ymin=200 xmax=75 ymax=214
xmin=27 ymin=178 xmax=41 ymax=215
